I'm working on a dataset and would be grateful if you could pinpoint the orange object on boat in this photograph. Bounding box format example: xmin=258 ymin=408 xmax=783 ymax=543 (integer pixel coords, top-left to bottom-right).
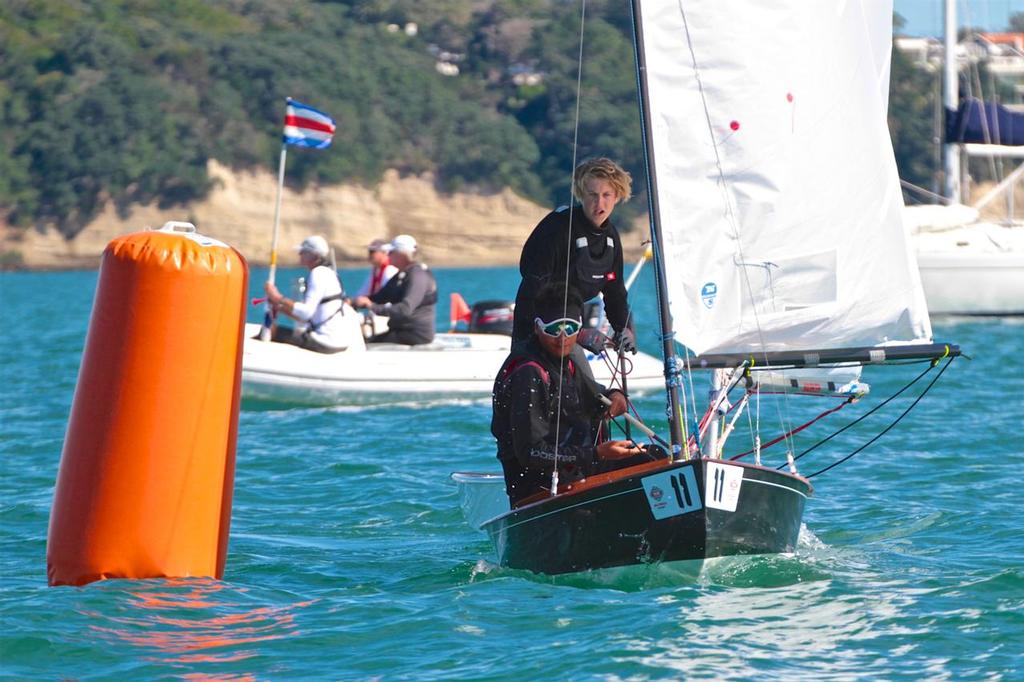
xmin=449 ymin=292 xmax=472 ymax=331
xmin=47 ymin=222 xmax=248 ymax=587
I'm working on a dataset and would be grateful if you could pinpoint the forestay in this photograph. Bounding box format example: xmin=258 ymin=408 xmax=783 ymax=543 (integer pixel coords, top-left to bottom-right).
xmin=637 ymin=0 xmax=932 ymax=356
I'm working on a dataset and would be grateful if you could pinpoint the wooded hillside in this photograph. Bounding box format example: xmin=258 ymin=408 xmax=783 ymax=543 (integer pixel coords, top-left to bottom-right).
xmin=0 ymin=1 xmax=974 ymax=239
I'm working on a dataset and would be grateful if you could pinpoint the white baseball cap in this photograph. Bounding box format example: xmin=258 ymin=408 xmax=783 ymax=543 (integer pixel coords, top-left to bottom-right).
xmin=390 ymin=234 xmax=417 ymax=255
xmin=297 ymin=235 xmax=330 ymax=258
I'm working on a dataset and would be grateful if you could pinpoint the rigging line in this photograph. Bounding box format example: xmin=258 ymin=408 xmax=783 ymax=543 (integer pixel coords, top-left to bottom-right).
xmin=675 ymin=0 xmax=793 ymax=449
xmin=986 ymin=69 xmax=1006 ymax=181
xmin=605 ymin=412 xmax=672 ymax=451
xmin=594 ymin=346 xmax=647 ymax=429
xmin=697 ymin=362 xmax=748 ymax=432
xmin=592 ymin=348 xmax=647 ymax=439
xmin=672 ymin=3 xmax=725 ymax=456
xmin=805 ymin=357 xmax=956 ymax=478
xmin=681 ymin=348 xmax=699 ymax=453
xmin=960 ymin=2 xmax=1005 ymax=166
xmin=729 ymin=397 xmax=852 ymax=462
xmin=551 ymin=0 xmax=589 ymax=497
xmin=779 ymin=359 xmax=937 ymax=469
xmin=900 ymin=179 xmax=952 ymax=205
xmin=970 ymin=57 xmax=1000 ymax=180
xmin=957 ymin=22 xmax=1003 ymax=182
xmin=743 ymin=382 xmax=758 ymax=463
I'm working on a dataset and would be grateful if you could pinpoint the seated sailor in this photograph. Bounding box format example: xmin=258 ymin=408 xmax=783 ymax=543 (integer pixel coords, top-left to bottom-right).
xmin=264 ymin=234 xmax=348 ymax=353
xmin=491 ymin=281 xmax=656 ymax=507
xmin=351 ymin=238 xmax=399 ymax=298
xmin=351 ymin=234 xmax=437 ymax=346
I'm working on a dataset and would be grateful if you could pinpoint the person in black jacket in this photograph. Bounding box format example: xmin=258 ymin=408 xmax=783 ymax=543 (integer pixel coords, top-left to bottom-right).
xmin=492 ymin=282 xmax=654 ymax=507
xmin=352 ymin=234 xmax=437 ymax=345
xmin=512 ymin=157 xmax=637 ymax=354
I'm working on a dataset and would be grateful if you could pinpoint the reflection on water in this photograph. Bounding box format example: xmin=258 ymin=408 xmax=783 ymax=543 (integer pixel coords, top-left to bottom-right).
xmin=83 ymin=578 xmax=311 ymax=671
xmin=621 ymin=538 xmax=958 ymax=680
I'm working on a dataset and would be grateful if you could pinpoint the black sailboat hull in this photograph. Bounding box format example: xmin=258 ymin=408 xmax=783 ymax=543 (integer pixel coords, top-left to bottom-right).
xmin=482 ymin=458 xmax=811 ymax=576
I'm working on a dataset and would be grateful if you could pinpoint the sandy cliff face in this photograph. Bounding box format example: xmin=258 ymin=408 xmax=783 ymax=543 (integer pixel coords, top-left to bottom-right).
xmin=0 ymin=160 xmax=553 ymax=269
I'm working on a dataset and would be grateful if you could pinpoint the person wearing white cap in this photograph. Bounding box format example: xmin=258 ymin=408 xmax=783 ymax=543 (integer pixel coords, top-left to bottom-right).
xmin=351 ymin=238 xmax=399 ymax=299
xmin=351 ymin=234 xmax=437 ymax=345
xmin=263 ymin=234 xmax=348 ymax=352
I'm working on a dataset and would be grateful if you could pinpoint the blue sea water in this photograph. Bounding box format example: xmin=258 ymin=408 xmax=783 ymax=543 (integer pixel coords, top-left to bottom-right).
xmin=1 ymin=264 xmax=1022 ymax=680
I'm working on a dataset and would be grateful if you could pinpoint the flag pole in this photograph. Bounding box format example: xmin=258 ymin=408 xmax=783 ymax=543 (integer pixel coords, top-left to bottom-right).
xmin=259 ymin=96 xmax=335 ymax=341
xmin=260 ymin=138 xmax=288 ymax=341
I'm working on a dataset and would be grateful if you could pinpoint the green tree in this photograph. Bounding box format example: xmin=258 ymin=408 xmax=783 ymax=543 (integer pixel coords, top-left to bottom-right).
xmin=888 ymin=26 xmax=941 ymax=200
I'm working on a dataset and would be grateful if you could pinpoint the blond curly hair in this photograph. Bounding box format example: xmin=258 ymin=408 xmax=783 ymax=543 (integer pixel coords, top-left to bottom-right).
xmin=572 ymin=158 xmax=632 ymax=203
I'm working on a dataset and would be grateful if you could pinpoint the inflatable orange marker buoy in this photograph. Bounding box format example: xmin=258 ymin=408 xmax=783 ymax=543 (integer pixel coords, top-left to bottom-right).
xmin=47 ymin=222 xmax=248 ymax=587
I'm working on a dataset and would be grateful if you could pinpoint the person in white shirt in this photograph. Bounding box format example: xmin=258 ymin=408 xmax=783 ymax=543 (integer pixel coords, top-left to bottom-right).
xmin=264 ymin=235 xmax=348 ymax=353
xmin=352 ymin=238 xmax=399 ymax=298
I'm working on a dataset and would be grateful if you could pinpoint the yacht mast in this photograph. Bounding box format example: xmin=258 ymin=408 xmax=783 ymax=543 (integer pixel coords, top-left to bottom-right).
xmin=944 ymin=0 xmax=962 ymax=202
xmin=629 ymin=0 xmax=687 ymax=458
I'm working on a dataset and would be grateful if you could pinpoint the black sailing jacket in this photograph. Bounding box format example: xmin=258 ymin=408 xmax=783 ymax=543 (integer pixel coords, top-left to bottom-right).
xmin=512 ymin=206 xmax=630 ymax=342
xmin=491 ymin=337 xmax=610 ymax=506
xmin=368 ymin=262 xmax=437 ymax=344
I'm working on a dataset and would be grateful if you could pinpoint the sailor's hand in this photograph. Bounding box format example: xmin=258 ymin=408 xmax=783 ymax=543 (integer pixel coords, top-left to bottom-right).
xmin=264 ymin=281 xmax=283 ymax=305
xmin=352 ymin=295 xmax=372 ymax=309
xmin=577 ymin=328 xmax=613 ymax=353
xmin=602 ymin=390 xmax=628 ymax=418
xmin=614 ymin=327 xmax=637 ymax=354
xmin=597 ymin=440 xmax=644 ymax=461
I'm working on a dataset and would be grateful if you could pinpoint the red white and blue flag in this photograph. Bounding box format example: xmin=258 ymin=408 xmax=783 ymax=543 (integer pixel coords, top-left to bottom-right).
xmin=282 ymin=98 xmax=335 ymax=149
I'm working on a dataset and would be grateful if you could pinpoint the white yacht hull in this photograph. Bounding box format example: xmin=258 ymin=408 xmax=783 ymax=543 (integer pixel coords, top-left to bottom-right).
xmin=906 ymin=205 xmax=1024 ymax=316
xmin=241 ymin=323 xmax=666 ymax=406
xmin=917 ymin=251 xmax=1024 ymax=315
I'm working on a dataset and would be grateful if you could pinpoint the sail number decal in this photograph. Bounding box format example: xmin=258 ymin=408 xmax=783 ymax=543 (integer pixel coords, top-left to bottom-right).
xmin=641 ymin=467 xmax=702 ymax=520
xmin=705 ymin=462 xmax=744 ymax=512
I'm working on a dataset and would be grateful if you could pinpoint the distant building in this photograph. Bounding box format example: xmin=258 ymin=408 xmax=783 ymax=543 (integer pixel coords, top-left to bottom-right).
xmin=385 ymin=22 xmax=418 ymax=37
xmin=895 ymin=32 xmax=1024 ymax=101
xmin=979 ymin=33 xmax=1024 ymax=81
xmin=894 ymin=36 xmax=936 ymax=68
xmin=436 ymin=62 xmax=459 ymax=76
xmin=508 ymin=63 xmax=544 ymax=87
xmin=425 ymin=44 xmax=463 ymax=77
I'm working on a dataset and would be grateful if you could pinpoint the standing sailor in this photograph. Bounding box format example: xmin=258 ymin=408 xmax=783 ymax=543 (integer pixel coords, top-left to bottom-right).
xmin=264 ymin=234 xmax=348 ymax=353
xmin=512 ymin=157 xmax=637 ymax=354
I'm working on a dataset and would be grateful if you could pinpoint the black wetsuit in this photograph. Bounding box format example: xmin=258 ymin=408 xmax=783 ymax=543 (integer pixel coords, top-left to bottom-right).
xmin=512 ymin=206 xmax=630 ymax=342
xmin=368 ymin=263 xmax=438 ymax=345
xmin=492 ymin=337 xmax=647 ymax=507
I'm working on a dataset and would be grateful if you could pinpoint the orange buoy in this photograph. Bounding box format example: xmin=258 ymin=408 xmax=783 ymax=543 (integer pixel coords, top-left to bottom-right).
xmin=47 ymin=222 xmax=248 ymax=586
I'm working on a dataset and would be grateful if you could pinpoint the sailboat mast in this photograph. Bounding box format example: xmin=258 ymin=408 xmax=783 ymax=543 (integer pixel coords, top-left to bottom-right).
xmin=629 ymin=0 xmax=687 ymax=457
xmin=944 ymin=0 xmax=961 ymax=202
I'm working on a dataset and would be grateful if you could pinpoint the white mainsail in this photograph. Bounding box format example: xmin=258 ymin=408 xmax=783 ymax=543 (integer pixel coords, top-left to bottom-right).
xmin=637 ymin=0 xmax=932 ymax=357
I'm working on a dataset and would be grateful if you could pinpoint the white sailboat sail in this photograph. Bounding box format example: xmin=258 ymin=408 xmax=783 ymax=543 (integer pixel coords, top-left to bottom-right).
xmin=637 ymin=0 xmax=932 ymax=357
